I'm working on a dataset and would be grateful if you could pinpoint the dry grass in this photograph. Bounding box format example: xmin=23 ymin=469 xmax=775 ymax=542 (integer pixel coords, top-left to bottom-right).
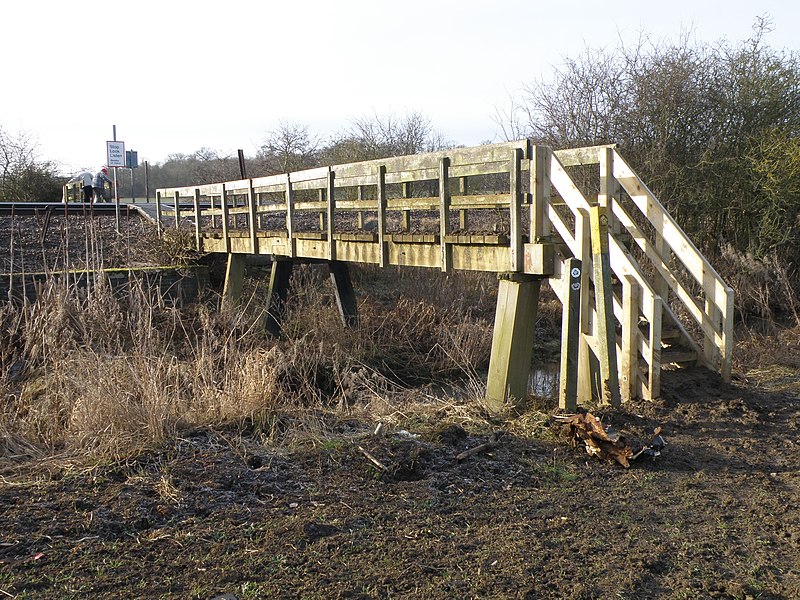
xmin=0 ymin=262 xmax=521 ymax=464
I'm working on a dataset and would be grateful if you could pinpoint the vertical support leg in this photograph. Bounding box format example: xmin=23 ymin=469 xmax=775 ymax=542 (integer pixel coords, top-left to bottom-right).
xmin=486 ymin=275 xmax=542 ymax=413
xmin=590 ymin=205 xmax=621 ymax=407
xmin=621 ymin=275 xmax=640 ymax=403
xmin=221 ymin=253 xmax=246 ymax=309
xmin=265 ymin=260 xmax=293 ymax=338
xmin=328 ymin=261 xmax=358 ymax=328
xmin=559 ymin=258 xmax=582 ymax=411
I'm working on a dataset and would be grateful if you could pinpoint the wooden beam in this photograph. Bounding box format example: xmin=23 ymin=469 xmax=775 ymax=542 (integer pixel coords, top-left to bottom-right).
xmin=486 ymin=275 xmax=542 ymax=412
xmin=328 ymin=261 xmax=358 ymax=328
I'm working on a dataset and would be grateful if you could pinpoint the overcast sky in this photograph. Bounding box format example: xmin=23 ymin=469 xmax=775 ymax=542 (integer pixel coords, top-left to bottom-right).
xmin=3 ymin=0 xmax=797 ymax=175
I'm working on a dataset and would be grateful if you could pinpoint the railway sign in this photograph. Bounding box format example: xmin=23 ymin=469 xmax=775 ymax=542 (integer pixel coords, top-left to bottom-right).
xmin=106 ymin=141 xmax=126 ymax=167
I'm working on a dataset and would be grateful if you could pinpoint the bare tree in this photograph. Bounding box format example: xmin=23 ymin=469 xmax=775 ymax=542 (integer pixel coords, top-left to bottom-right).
xmin=257 ymin=121 xmax=319 ymax=174
xmin=323 ymin=111 xmax=450 ymax=164
xmin=0 ymin=126 xmax=61 ymax=201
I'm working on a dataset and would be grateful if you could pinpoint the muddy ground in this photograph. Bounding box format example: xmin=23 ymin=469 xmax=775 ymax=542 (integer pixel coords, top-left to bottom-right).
xmin=1 ymin=365 xmax=799 ymax=599
xmin=1 ymin=212 xmax=800 ymax=598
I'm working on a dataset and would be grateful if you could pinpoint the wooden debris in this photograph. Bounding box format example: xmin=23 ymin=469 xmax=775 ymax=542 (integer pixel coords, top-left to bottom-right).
xmin=554 ymin=412 xmax=633 ymax=467
xmin=357 ymin=445 xmax=388 ymax=473
xmin=456 ymin=432 xmax=501 ymax=462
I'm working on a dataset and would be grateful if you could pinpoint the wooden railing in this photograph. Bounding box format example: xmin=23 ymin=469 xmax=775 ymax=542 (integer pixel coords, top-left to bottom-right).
xmin=155 ymin=140 xmax=734 ymax=401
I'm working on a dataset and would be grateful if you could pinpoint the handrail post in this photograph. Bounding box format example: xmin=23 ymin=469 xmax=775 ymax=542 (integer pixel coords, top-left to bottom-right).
xmin=377 ymin=165 xmax=387 ymax=268
xmin=599 ymin=147 xmax=620 ymax=235
xmin=531 ymin=145 xmax=551 ymax=241
xmin=247 ymin=179 xmax=258 ymax=254
xmin=559 ymin=257 xmax=582 ymax=410
xmin=510 ymin=148 xmax=523 ymax=272
xmin=327 ymin=168 xmax=336 ymax=261
xmin=285 ymin=174 xmax=295 ymax=258
xmin=621 ymin=275 xmax=640 ymax=402
xmin=439 ymin=157 xmax=452 ymax=272
xmin=590 ymin=204 xmax=621 ymax=407
xmin=173 ymin=191 xmax=180 ymax=230
xmin=155 ymin=190 xmax=163 ymax=237
xmin=221 ymin=185 xmax=230 ymax=253
xmin=193 ymin=188 xmax=201 ymax=250
xmin=401 ymin=182 xmax=412 ymax=232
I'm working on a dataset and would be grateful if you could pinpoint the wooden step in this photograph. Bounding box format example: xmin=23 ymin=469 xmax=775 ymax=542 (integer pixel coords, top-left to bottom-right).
xmin=660 ymin=349 xmax=698 ymax=365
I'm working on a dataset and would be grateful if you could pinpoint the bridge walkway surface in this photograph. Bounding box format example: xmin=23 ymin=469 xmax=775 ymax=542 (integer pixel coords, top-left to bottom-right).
xmin=150 ymin=140 xmax=733 ymax=412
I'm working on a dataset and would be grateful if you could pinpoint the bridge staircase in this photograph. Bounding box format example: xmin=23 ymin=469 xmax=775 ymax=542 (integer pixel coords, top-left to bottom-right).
xmin=155 ymin=140 xmax=733 ymax=411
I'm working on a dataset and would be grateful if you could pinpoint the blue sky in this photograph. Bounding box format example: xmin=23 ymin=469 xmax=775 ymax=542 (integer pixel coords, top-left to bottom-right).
xmin=3 ymin=0 xmax=797 ymax=175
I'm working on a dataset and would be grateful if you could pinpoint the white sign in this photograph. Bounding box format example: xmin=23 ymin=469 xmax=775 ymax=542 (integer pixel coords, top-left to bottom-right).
xmin=106 ymin=141 xmax=126 ymax=167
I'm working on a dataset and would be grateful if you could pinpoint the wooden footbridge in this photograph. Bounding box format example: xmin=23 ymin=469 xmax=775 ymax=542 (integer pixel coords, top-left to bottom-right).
xmin=154 ymin=140 xmax=734 ymax=412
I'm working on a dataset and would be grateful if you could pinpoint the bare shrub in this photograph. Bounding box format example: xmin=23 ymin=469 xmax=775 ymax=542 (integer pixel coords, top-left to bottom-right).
xmin=717 ymin=245 xmax=800 ymax=329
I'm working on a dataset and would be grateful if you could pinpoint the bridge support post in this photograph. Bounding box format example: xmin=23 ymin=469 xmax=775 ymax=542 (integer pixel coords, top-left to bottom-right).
xmin=485 ymin=274 xmax=542 ymax=413
xmin=265 ymin=259 xmax=294 ymax=338
xmin=328 ymin=261 xmax=358 ymax=328
xmin=221 ymin=253 xmax=246 ymax=309
xmin=558 ymin=258 xmax=582 ymax=411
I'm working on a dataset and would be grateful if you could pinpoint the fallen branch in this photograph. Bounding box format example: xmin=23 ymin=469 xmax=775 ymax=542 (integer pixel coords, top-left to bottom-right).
xmin=357 ymin=445 xmax=388 ymax=473
xmin=456 ymin=432 xmax=500 ymax=462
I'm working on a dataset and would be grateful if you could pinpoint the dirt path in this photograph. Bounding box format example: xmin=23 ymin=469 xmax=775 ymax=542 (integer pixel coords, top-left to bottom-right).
xmin=1 ymin=367 xmax=799 ymax=599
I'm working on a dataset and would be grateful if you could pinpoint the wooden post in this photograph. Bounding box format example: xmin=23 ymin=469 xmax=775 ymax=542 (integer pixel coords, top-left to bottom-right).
xmin=264 ymin=260 xmax=293 ymax=338
xmin=401 ymin=182 xmax=411 ymax=232
xmin=598 ymin=147 xmax=621 ymax=235
xmin=576 ymin=208 xmax=593 ymax=402
xmin=285 ymin=175 xmax=295 ymax=258
xmin=704 ymin=296 xmax=722 ymax=370
xmin=653 ymin=233 xmax=671 ymax=302
xmin=155 ymin=190 xmax=163 ymax=236
xmin=173 ymin=191 xmax=181 ymax=229
xmin=357 ymin=185 xmax=365 ymax=230
xmin=510 ymin=148 xmax=523 ymax=272
xmin=645 ymin=295 xmax=663 ymax=400
xmin=221 ymin=186 xmax=231 ymax=254
xmin=248 ymin=179 xmax=258 ymax=254
xmin=558 ymin=258 xmax=582 ymax=411
xmin=620 ymin=275 xmax=640 ymax=403
xmin=459 ymin=176 xmax=469 ymax=231
xmin=486 ymin=274 xmax=542 ymax=412
xmin=193 ymin=188 xmax=201 ymax=251
xmin=221 ymin=253 xmax=246 ymax=309
xmin=590 ymin=205 xmax=621 ymax=407
xmin=328 ymin=261 xmax=358 ymax=328
xmin=530 ymin=145 xmax=551 ymax=241
xmin=439 ymin=157 xmax=452 ymax=273
xmin=377 ymin=165 xmax=387 ymax=268
xmin=327 ymin=168 xmax=336 ymax=261
xmin=721 ymin=287 xmax=734 ymax=382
